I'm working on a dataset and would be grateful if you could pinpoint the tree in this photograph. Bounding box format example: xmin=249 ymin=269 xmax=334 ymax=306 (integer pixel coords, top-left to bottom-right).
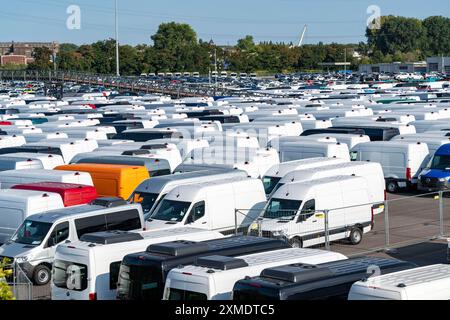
xmin=423 ymin=16 xmax=450 ymax=55
xmin=237 ymin=35 xmax=256 ymax=52
xmin=28 ymin=46 xmax=53 ymax=70
xmin=0 ymin=258 xmax=14 ymax=300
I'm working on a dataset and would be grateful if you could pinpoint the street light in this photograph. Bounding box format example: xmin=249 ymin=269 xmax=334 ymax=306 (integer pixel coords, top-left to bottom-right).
xmin=115 ymin=0 xmax=120 ymax=77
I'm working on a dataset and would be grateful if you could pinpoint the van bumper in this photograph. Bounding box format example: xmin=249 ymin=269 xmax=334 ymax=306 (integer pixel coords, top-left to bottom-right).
xmin=418 ymin=177 xmax=449 ymax=192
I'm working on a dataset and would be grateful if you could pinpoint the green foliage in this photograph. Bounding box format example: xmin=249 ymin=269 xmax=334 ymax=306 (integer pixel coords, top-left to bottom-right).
xmin=0 ymin=258 xmax=15 ymax=300
xmin=423 ymin=16 xmax=450 ymax=55
xmin=27 ymin=47 xmax=53 ymax=70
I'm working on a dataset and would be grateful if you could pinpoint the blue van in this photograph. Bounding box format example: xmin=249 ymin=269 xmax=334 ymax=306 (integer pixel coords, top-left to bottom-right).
xmin=418 ymin=144 xmax=450 ymax=192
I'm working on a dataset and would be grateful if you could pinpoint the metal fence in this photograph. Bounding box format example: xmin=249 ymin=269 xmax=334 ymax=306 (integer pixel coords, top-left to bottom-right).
xmin=235 ymin=190 xmax=450 ymax=257
xmin=4 ymin=262 xmax=33 ymax=300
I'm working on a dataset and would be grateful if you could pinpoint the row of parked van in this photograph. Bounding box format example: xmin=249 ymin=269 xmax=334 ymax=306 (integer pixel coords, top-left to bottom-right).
xmin=0 ymin=84 xmax=450 ymax=300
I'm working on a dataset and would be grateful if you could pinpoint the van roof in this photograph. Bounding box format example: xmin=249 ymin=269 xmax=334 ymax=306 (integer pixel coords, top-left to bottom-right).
xmin=0 ymin=189 xmax=61 ymax=201
xmin=360 ymin=264 xmax=450 ymax=289
xmin=436 ymin=143 xmax=450 ymax=155
xmin=55 ymin=163 xmax=147 ymax=173
xmin=26 ymin=202 xmax=141 ymax=223
xmin=355 ymin=141 xmax=427 ymax=149
xmin=0 ymin=169 xmax=86 ymax=177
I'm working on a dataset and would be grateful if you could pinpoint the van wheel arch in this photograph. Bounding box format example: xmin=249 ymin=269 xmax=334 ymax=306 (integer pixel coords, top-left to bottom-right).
xmin=386 ymin=180 xmax=399 ymax=193
xmin=32 ymin=263 xmax=52 ymax=286
xmin=289 ymin=237 xmax=303 ymax=248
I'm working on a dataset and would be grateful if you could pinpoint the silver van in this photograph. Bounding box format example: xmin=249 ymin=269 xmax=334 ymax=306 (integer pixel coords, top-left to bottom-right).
xmin=0 ymin=197 xmax=144 ymax=285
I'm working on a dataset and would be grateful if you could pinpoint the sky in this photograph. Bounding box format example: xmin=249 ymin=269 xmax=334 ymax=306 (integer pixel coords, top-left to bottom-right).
xmin=0 ymin=0 xmax=448 ymax=46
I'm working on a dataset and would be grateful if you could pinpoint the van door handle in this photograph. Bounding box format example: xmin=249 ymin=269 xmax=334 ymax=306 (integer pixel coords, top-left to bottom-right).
xmin=202 ymin=222 xmax=207 ymax=224
xmin=312 ymin=220 xmax=317 ymax=223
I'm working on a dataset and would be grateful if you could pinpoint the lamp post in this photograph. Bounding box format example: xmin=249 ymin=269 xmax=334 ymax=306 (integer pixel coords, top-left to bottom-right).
xmin=115 ymin=0 xmax=120 ymax=77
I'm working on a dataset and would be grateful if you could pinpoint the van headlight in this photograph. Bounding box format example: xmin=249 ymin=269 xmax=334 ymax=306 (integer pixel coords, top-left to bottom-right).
xmin=15 ymin=256 xmax=28 ymax=263
xmin=250 ymin=223 xmax=259 ymax=230
xmin=439 ymin=178 xmax=447 ymax=182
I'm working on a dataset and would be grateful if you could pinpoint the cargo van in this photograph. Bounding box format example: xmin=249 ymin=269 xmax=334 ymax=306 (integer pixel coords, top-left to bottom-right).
xmin=0 ymin=135 xmax=26 ymax=148
xmin=256 ymin=176 xmax=374 ymax=248
xmin=0 ymin=152 xmax=65 ymax=169
xmin=274 ymin=162 xmax=385 ymax=213
xmin=350 ymin=141 xmax=430 ymax=192
xmin=417 ymin=144 xmax=450 ymax=192
xmin=0 ymin=157 xmax=43 ymax=171
xmin=147 ymin=178 xmax=266 ymax=235
xmin=0 ymin=189 xmax=64 ymax=245
xmin=232 ymin=257 xmax=415 ymax=300
xmin=0 ymin=169 xmax=93 ymax=189
xmin=0 ymin=198 xmax=144 ymax=285
xmin=279 ymin=141 xmax=350 ymax=162
xmin=52 ymin=228 xmax=224 ymax=300
xmin=117 ymin=236 xmax=290 ymax=300
xmin=55 ymin=163 xmax=149 ymax=200
xmin=348 ymin=264 xmax=450 ymax=300
xmin=12 ymin=182 xmax=98 ymax=207
xmin=332 ymin=125 xmax=399 ymax=141
xmin=24 ymin=132 xmax=69 ymax=143
xmin=163 ymin=248 xmax=347 ymax=300
xmin=131 ymin=170 xmax=248 ymax=217
xmin=306 ymin=133 xmax=371 ymax=149
xmin=73 ymin=155 xmax=172 ymax=177
xmin=261 ymin=157 xmax=348 ymax=196
xmin=112 ymin=128 xmax=183 ymax=142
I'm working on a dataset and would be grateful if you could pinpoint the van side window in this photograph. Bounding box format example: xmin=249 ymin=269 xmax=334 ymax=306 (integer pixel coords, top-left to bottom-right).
xmin=349 ymin=151 xmax=358 ymax=161
xmin=297 ymin=200 xmax=315 ymax=223
xmin=75 ymin=215 xmax=107 ymax=239
xmin=106 ymin=209 xmax=142 ymax=231
xmin=109 ymin=261 xmax=121 ymax=290
xmin=186 ymin=201 xmax=205 ymax=224
xmin=46 ymin=222 xmax=70 ymax=248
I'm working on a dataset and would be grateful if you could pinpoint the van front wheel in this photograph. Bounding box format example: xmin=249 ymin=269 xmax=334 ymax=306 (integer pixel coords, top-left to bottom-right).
xmin=349 ymin=228 xmax=363 ymax=245
xmin=386 ymin=180 xmax=398 ymax=193
xmin=289 ymin=237 xmax=303 ymax=248
xmin=33 ymin=265 xmax=51 ymax=286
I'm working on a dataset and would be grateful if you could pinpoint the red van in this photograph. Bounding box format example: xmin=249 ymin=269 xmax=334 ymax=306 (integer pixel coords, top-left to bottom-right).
xmin=11 ymin=182 xmax=98 ymax=207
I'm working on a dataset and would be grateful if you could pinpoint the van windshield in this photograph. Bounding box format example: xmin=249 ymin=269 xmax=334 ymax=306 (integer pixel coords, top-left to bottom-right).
xmin=150 ymin=199 xmax=191 ymax=222
xmin=430 ymin=155 xmax=450 ymax=170
xmin=131 ymin=192 xmax=160 ymax=214
xmin=263 ymin=198 xmax=302 ymax=220
xmin=262 ymin=176 xmax=281 ymax=195
xmin=11 ymin=220 xmax=52 ymax=245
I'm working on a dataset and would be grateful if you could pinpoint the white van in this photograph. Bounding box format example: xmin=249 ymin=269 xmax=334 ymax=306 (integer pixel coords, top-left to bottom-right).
xmin=305 ymin=133 xmax=371 ymax=149
xmin=261 ymin=157 xmax=349 ymax=196
xmin=0 ymin=156 xmax=43 ymax=171
xmin=0 ymin=153 xmax=65 ymax=169
xmin=52 ymin=228 xmax=224 ymax=300
xmin=21 ymin=139 xmax=98 ymax=163
xmin=147 ymin=178 xmax=266 ymax=235
xmin=163 ymin=248 xmax=347 ymax=300
xmin=0 ymin=169 xmax=93 ymax=189
xmin=279 ymin=141 xmax=351 ymax=162
xmin=24 ymin=132 xmax=69 ymax=143
xmin=131 ymin=170 xmax=248 ymax=217
xmin=0 ymin=135 xmax=26 ymax=148
xmin=348 ymin=264 xmax=450 ymax=300
xmin=0 ymin=198 xmax=144 ymax=285
xmin=350 ymin=141 xmax=430 ymax=192
xmin=0 ymin=189 xmax=64 ymax=244
xmin=275 ymin=162 xmax=385 ymax=213
xmin=256 ymin=176 xmax=374 ymax=248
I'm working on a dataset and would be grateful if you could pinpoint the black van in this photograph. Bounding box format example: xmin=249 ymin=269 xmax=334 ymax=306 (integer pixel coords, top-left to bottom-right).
xmin=332 ymin=126 xmax=400 ymax=141
xmin=112 ymin=129 xmax=183 ymax=142
xmin=116 ymin=236 xmax=290 ymax=300
xmin=301 ymin=128 xmax=365 ymax=136
xmin=232 ymin=256 xmax=415 ymax=300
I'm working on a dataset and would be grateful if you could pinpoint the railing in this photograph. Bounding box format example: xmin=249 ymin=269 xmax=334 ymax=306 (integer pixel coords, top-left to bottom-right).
xmin=4 ymin=261 xmax=33 ymax=300
xmin=235 ymin=189 xmax=450 ymax=257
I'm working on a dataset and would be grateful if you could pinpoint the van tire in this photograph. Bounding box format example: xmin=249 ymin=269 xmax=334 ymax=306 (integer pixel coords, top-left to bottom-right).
xmin=349 ymin=227 xmax=363 ymax=245
xmin=289 ymin=237 xmax=303 ymax=248
xmin=386 ymin=180 xmax=398 ymax=193
xmin=33 ymin=265 xmax=51 ymax=286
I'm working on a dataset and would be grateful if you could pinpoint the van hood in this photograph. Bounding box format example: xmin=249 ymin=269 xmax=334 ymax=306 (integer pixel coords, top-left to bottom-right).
xmin=258 ymin=218 xmax=292 ymax=234
xmin=0 ymin=241 xmax=38 ymax=258
xmin=420 ymin=168 xmax=450 ymax=179
xmin=145 ymin=219 xmax=181 ymax=231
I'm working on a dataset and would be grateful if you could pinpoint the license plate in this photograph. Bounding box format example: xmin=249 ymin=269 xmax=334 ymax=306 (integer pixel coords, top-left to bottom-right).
xmin=398 ymin=182 xmax=407 ymax=188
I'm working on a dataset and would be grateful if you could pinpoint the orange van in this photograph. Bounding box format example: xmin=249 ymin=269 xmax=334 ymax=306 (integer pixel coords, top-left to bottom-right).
xmin=54 ymin=163 xmax=149 ymax=200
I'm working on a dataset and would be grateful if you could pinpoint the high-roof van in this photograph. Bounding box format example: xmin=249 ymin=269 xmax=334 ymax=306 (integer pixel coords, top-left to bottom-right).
xmin=256 ymin=176 xmax=374 ymax=248
xmin=24 ymin=132 xmax=69 ymax=143
xmin=279 ymin=141 xmax=350 ymax=162
xmin=52 ymin=228 xmax=224 ymax=300
xmin=0 ymin=189 xmax=64 ymax=245
xmin=348 ymin=264 xmax=450 ymax=300
xmin=55 ymin=163 xmax=149 ymax=200
xmin=163 ymin=248 xmax=347 ymax=300
xmin=0 ymin=135 xmax=26 ymax=148
xmin=118 ymin=236 xmax=290 ymax=300
xmin=332 ymin=125 xmax=399 ymax=141
xmin=305 ymin=133 xmax=371 ymax=149
xmin=112 ymin=128 xmax=183 ymax=142
xmin=0 ymin=156 xmax=43 ymax=171
xmin=0 ymin=152 xmax=65 ymax=169
xmin=0 ymin=198 xmax=144 ymax=285
xmin=0 ymin=169 xmax=93 ymax=189
xmin=147 ymin=178 xmax=266 ymax=235
xmin=232 ymin=256 xmax=415 ymax=300
xmin=262 ymin=157 xmax=348 ymax=196
xmin=131 ymin=169 xmax=248 ymax=217
xmin=350 ymin=141 xmax=430 ymax=192
xmin=12 ymin=182 xmax=98 ymax=207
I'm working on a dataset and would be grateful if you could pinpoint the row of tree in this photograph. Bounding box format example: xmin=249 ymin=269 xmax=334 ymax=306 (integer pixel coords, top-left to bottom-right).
xmin=12 ymin=15 xmax=450 ymax=75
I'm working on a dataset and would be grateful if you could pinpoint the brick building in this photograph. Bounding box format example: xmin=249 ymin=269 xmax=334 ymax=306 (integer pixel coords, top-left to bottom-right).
xmin=0 ymin=41 xmax=59 ymax=66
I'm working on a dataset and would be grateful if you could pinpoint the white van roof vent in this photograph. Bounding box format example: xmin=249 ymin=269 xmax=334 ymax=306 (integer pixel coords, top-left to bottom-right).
xmin=147 ymin=240 xmax=209 ymax=256
xmin=196 ymin=255 xmax=248 ymax=270
xmin=260 ymin=264 xmax=331 ymax=283
xmin=90 ymin=197 xmax=127 ymax=208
